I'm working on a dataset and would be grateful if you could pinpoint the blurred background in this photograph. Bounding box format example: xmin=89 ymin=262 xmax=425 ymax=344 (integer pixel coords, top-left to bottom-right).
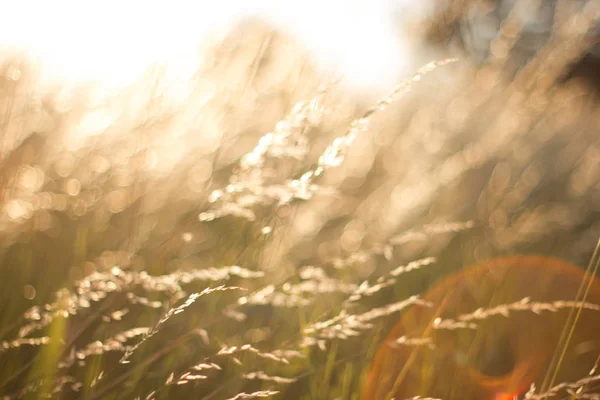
xmin=0 ymin=0 xmax=420 ymax=94
xmin=0 ymin=1 xmax=599 ymax=399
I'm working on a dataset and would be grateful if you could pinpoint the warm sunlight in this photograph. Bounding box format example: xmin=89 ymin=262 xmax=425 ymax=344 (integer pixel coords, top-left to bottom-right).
xmin=2 ymin=1 xmax=600 ymax=399
xmin=1 ymin=0 xmax=412 ymax=93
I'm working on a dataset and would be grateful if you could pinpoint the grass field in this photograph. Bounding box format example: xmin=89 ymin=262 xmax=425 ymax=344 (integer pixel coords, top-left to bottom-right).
xmin=1 ymin=3 xmax=600 ymax=399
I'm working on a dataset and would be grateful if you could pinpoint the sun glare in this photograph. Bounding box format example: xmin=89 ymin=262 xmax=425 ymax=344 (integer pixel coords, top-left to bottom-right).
xmin=1 ymin=0 xmax=410 ymax=93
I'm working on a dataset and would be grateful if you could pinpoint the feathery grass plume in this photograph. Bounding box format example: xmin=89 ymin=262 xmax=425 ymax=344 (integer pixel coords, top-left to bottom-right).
xmin=433 ymin=297 xmax=600 ymax=330
xmin=302 ymin=295 xmax=432 ymax=348
xmin=224 ymin=390 xmax=280 ymax=400
xmin=120 ymin=286 xmax=244 ymax=363
xmin=524 ymin=372 xmax=600 ymax=399
xmin=1 ymin=4 xmax=600 ymax=399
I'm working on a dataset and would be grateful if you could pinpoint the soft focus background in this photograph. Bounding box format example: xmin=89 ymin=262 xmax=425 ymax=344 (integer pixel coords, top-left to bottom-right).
xmin=0 ymin=0 xmax=420 ymax=94
xmin=0 ymin=1 xmax=599 ymax=399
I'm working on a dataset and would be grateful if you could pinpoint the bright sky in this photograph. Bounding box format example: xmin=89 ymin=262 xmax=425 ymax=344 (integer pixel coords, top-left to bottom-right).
xmin=0 ymin=0 xmax=418 ymax=93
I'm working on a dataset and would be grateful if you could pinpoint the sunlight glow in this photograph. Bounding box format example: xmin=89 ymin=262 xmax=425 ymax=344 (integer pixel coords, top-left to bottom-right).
xmin=0 ymin=0 xmax=411 ymax=92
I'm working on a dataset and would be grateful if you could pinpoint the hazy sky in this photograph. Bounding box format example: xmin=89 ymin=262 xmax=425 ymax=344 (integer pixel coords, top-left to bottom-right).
xmin=1 ymin=0 xmax=417 ymax=92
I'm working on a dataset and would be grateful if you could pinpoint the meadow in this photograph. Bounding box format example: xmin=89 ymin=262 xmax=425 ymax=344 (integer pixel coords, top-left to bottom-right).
xmin=1 ymin=2 xmax=600 ymax=399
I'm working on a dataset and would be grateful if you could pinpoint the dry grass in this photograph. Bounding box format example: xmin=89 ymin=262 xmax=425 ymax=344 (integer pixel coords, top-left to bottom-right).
xmin=0 ymin=2 xmax=599 ymax=399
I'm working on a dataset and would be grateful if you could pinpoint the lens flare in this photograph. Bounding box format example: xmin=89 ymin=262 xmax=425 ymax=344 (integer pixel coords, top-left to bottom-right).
xmin=363 ymin=256 xmax=600 ymax=400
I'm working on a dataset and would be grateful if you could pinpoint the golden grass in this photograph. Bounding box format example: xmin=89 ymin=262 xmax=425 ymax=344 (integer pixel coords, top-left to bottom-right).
xmin=0 ymin=4 xmax=599 ymax=399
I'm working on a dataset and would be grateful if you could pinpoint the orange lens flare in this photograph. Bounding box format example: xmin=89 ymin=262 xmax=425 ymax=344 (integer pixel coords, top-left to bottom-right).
xmin=363 ymin=256 xmax=600 ymax=400
xmin=494 ymin=394 xmax=517 ymax=400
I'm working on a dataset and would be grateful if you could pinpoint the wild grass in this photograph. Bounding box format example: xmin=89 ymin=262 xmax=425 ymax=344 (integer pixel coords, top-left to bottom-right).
xmin=0 ymin=3 xmax=599 ymax=399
